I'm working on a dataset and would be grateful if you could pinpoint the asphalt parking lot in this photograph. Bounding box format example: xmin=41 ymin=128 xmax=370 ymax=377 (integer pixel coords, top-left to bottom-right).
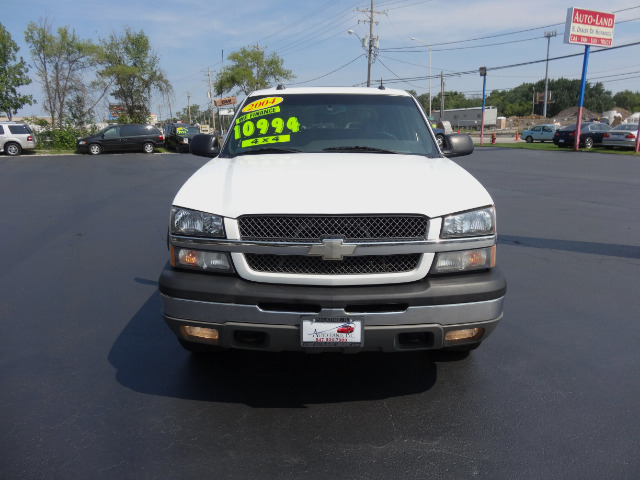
xmin=1 ymin=149 xmax=639 ymax=479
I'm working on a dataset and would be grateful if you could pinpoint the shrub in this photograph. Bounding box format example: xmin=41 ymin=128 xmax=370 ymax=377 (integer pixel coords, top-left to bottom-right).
xmin=33 ymin=124 xmax=98 ymax=150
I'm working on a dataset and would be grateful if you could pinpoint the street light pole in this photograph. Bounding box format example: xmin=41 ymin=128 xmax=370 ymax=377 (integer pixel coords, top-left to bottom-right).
xmin=543 ymin=30 xmax=557 ymax=118
xmin=411 ymin=37 xmax=432 ymax=117
xmin=480 ymin=67 xmax=487 ymax=145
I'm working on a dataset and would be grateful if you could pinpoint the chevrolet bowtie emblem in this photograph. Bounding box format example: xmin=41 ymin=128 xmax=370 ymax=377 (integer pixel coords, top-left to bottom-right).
xmin=308 ymin=239 xmax=357 ymax=261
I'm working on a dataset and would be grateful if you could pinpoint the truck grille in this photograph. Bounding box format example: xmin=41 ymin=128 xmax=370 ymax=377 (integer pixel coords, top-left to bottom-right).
xmin=245 ymin=254 xmax=421 ymax=275
xmin=238 ymin=215 xmax=428 ymax=243
xmin=238 ymin=215 xmax=427 ymax=275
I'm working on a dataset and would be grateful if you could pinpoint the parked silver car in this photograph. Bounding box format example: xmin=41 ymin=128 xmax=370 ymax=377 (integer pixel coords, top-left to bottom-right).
xmin=0 ymin=122 xmax=37 ymax=156
xmin=521 ymin=124 xmax=557 ymax=143
xmin=602 ymin=123 xmax=639 ymax=149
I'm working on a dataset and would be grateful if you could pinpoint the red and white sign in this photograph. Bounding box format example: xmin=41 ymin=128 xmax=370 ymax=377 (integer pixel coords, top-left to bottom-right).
xmin=564 ymin=8 xmax=615 ymax=47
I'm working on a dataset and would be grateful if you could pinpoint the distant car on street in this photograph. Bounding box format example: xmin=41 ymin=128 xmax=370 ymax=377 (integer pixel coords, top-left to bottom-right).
xmin=602 ymin=123 xmax=639 ymax=149
xmin=521 ymin=124 xmax=557 ymax=143
xmin=553 ymin=122 xmax=611 ymax=148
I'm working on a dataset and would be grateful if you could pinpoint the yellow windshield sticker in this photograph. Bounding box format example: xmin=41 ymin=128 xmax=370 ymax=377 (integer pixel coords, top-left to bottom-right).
xmin=236 ymin=106 xmax=280 ymax=125
xmin=242 ymin=96 xmax=283 ymax=113
xmin=241 ymin=135 xmax=291 ymax=148
xmin=234 ymin=116 xmax=300 ymax=141
xmin=176 ymin=127 xmax=187 ymax=135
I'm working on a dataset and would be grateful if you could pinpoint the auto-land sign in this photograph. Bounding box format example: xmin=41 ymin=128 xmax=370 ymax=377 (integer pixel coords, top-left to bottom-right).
xmin=564 ymin=7 xmax=615 ymax=47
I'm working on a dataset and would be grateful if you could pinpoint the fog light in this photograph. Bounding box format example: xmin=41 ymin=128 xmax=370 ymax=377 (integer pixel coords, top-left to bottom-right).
xmin=444 ymin=328 xmax=484 ymax=343
xmin=182 ymin=326 xmax=219 ymax=341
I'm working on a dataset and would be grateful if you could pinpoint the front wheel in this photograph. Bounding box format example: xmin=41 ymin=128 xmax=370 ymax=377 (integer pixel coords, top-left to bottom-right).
xmin=88 ymin=143 xmax=102 ymax=155
xmin=5 ymin=142 xmax=22 ymax=156
xmin=142 ymin=142 xmax=155 ymax=154
xmin=583 ymin=137 xmax=594 ymax=149
xmin=525 ymin=136 xmax=533 ymax=143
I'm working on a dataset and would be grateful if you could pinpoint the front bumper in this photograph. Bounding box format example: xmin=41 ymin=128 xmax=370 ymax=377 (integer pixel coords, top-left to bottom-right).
xmin=159 ymin=265 xmax=506 ymax=352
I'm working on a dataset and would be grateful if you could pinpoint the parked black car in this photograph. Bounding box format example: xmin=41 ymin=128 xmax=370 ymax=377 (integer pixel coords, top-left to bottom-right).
xmin=76 ymin=124 xmax=164 ymax=155
xmin=165 ymin=124 xmax=201 ymax=153
xmin=553 ymin=122 xmax=611 ymax=149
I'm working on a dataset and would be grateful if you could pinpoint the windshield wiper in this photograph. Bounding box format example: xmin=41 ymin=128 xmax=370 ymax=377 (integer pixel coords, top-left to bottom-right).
xmin=322 ymin=146 xmax=398 ymax=154
xmin=236 ymin=147 xmax=301 ymax=155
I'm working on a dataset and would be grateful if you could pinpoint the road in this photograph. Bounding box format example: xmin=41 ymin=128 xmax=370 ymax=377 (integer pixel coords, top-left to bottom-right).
xmin=1 ymin=149 xmax=639 ymax=479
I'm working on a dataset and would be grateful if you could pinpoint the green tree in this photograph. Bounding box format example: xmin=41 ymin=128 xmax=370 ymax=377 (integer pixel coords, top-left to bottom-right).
xmin=612 ymin=90 xmax=640 ymax=113
xmin=25 ymin=19 xmax=102 ymax=128
xmin=216 ymin=45 xmax=294 ymax=96
xmin=0 ymin=22 xmax=34 ymax=120
xmin=97 ymin=27 xmax=172 ymax=123
xmin=177 ymin=104 xmax=208 ymax=124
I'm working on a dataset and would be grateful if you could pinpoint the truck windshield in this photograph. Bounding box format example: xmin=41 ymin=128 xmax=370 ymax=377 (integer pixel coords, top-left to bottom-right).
xmin=221 ymin=93 xmax=437 ymax=157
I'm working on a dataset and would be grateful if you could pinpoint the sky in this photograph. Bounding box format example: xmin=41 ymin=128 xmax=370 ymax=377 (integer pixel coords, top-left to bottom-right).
xmin=3 ymin=0 xmax=640 ymax=120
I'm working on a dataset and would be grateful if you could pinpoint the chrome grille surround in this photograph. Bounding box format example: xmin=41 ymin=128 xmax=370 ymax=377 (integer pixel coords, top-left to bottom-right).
xmin=238 ymin=215 xmax=428 ymax=243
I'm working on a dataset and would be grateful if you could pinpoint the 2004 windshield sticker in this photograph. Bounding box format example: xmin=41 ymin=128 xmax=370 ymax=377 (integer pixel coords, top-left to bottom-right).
xmin=235 ymin=97 xmax=300 ymax=148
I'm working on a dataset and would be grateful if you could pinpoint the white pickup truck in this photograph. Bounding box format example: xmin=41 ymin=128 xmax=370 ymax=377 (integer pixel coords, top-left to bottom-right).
xmin=159 ymin=86 xmax=506 ymax=354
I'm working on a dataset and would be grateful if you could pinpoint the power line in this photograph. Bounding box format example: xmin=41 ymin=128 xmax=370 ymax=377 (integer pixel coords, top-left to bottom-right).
xmin=292 ymin=55 xmax=366 ymax=85
xmin=378 ymin=41 xmax=640 ymax=85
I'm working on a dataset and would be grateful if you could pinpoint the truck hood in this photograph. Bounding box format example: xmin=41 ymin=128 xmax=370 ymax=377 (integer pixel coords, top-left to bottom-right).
xmin=172 ymin=153 xmax=493 ymax=219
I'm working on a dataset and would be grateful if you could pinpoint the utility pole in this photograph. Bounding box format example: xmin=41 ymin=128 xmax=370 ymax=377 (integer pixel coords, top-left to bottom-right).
xmin=168 ymin=98 xmax=173 ymax=122
xmin=440 ymin=72 xmax=445 ymax=121
xmin=356 ymin=0 xmax=384 ymax=86
xmin=543 ymin=30 xmax=557 ymax=118
xmin=208 ymin=68 xmax=217 ymax=134
xmin=187 ymin=92 xmax=191 ymax=124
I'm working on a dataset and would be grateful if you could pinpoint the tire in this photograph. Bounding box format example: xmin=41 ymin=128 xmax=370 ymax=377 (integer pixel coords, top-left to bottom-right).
xmin=583 ymin=137 xmax=594 ymax=149
xmin=176 ymin=143 xmax=182 ymax=153
xmin=89 ymin=143 xmax=102 ymax=155
xmin=435 ymin=134 xmax=444 ymax=148
xmin=5 ymin=142 xmax=22 ymax=156
xmin=143 ymin=142 xmax=155 ymax=154
xmin=525 ymin=136 xmax=533 ymax=143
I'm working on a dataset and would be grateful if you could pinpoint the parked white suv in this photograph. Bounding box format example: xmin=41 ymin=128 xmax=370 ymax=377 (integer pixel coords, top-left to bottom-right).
xmin=0 ymin=122 xmax=37 ymax=156
xmin=159 ymin=86 xmax=506 ymax=355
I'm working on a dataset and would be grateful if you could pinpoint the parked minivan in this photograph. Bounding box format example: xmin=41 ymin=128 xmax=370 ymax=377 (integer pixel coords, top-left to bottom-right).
xmin=76 ymin=124 xmax=164 ymax=155
xmin=0 ymin=122 xmax=37 ymax=156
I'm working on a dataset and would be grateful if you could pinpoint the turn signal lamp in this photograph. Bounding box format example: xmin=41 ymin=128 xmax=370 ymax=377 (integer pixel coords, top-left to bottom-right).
xmin=444 ymin=328 xmax=484 ymax=343
xmin=182 ymin=326 xmax=219 ymax=341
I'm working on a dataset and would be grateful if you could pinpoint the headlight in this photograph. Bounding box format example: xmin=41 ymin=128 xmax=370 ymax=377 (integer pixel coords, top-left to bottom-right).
xmin=441 ymin=207 xmax=495 ymax=238
xmin=170 ymin=207 xmax=225 ymax=237
xmin=78 ymin=140 xmax=87 ymax=145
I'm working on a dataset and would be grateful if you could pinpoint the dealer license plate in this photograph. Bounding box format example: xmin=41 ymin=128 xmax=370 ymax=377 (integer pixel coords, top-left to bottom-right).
xmin=559 ymin=139 xmax=565 ymax=143
xmin=301 ymin=316 xmax=363 ymax=347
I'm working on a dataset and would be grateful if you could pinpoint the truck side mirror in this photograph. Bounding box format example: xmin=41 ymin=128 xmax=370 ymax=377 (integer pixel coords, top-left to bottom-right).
xmin=440 ymin=133 xmax=474 ymax=158
xmin=189 ymin=134 xmax=220 ymax=158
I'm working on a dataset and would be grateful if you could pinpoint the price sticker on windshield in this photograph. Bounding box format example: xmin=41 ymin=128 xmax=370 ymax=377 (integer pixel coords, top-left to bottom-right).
xmin=234 ymin=97 xmax=300 ymax=146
